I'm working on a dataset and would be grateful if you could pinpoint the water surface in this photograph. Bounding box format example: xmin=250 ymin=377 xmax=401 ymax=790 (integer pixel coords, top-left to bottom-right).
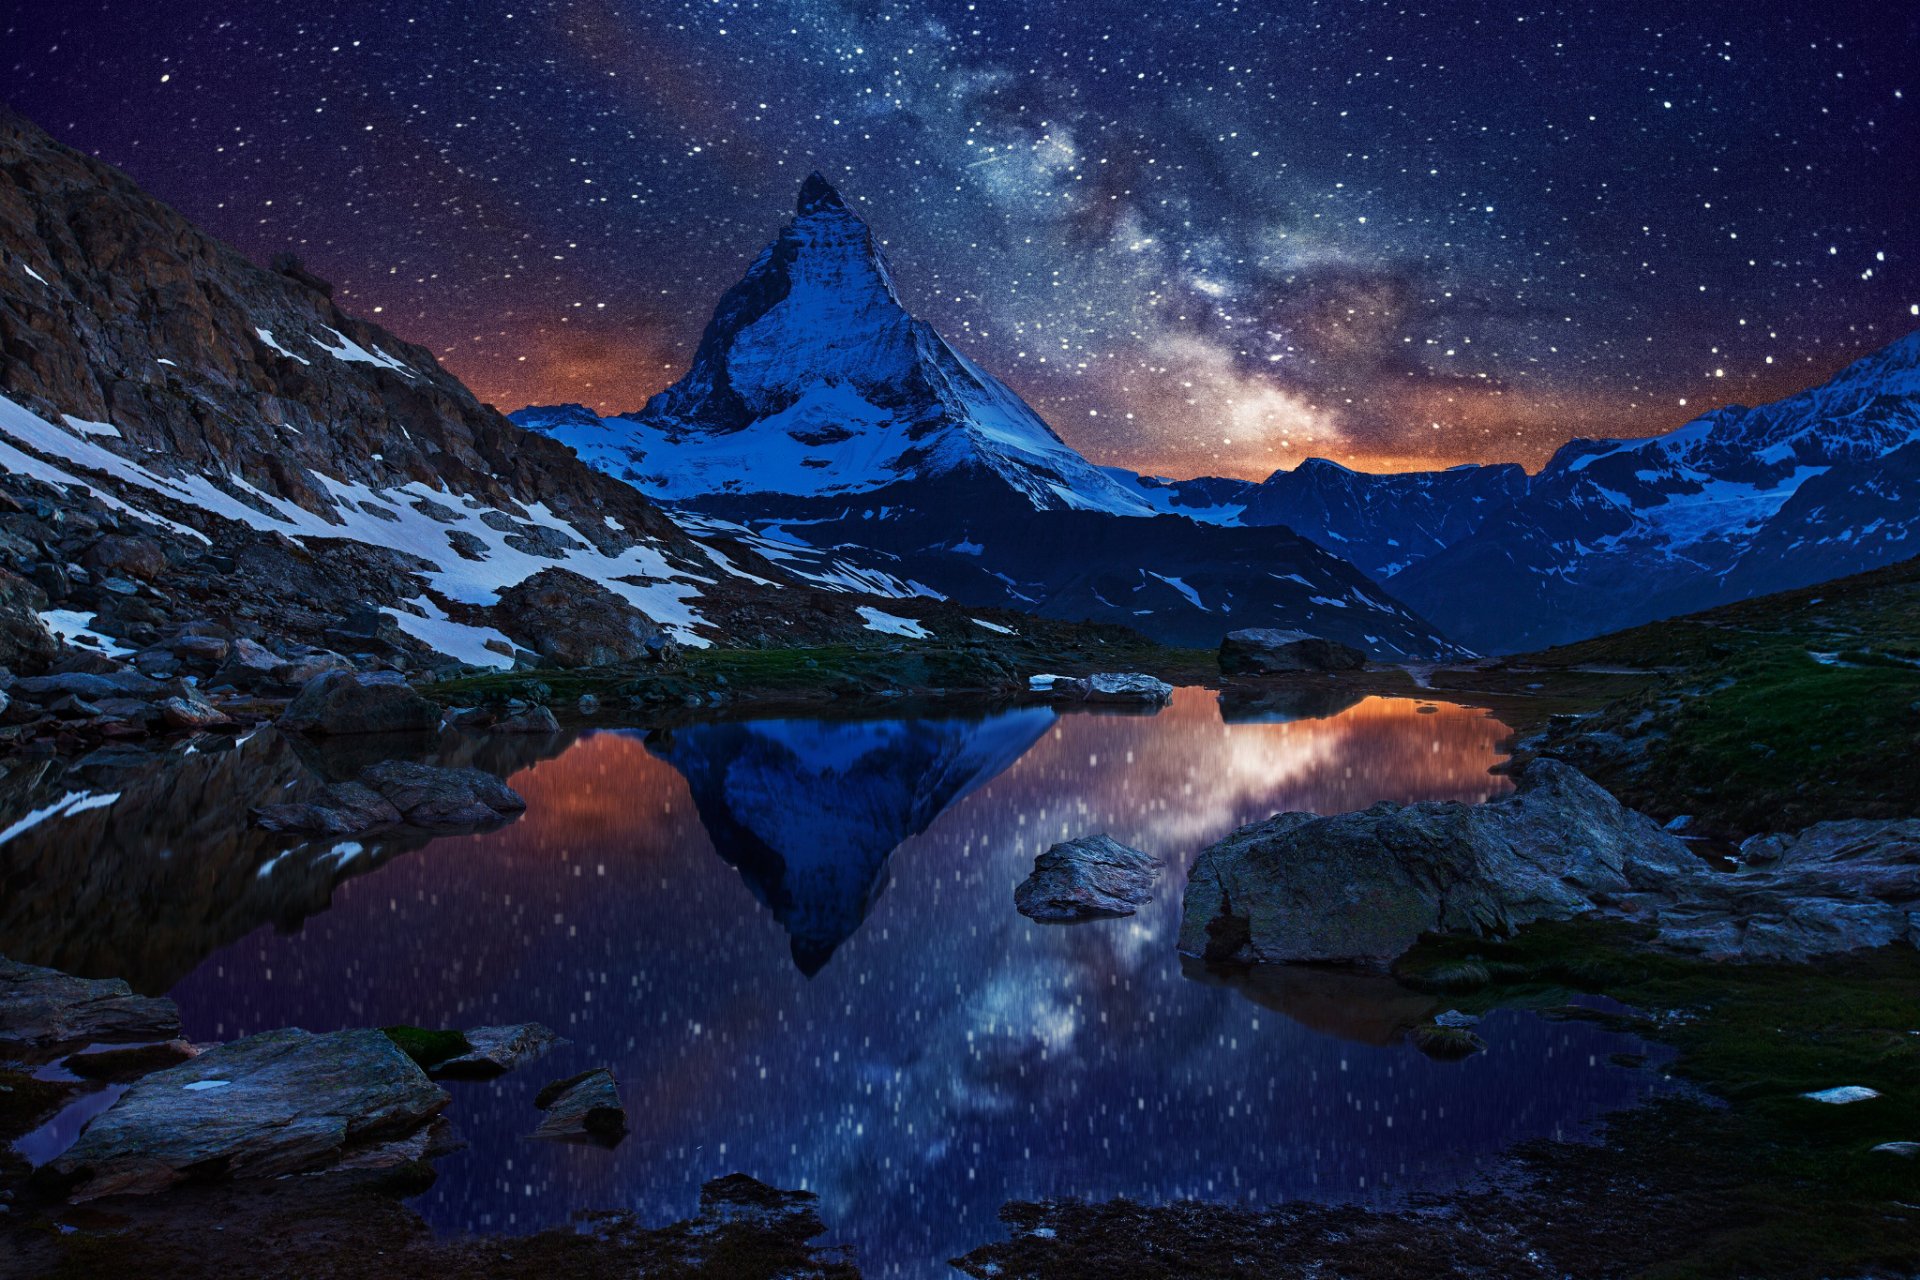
xmin=5 ymin=691 xmax=1667 ymax=1276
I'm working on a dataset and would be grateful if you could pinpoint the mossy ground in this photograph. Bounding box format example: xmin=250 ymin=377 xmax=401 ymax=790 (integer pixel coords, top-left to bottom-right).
xmin=1445 ymin=555 xmax=1920 ymax=833
xmin=1395 ymin=922 xmax=1920 ymax=1277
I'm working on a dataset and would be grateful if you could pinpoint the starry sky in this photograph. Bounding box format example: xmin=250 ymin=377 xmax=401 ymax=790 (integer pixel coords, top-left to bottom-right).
xmin=5 ymin=0 xmax=1916 ymax=476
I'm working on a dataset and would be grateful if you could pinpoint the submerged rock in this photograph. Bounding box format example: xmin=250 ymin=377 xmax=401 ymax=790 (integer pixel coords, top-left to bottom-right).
xmin=1015 ymin=834 xmax=1161 ymax=921
xmin=1218 ymin=628 xmax=1367 ymax=675
xmin=52 ymin=1026 xmax=449 ymax=1199
xmin=0 ymin=956 xmax=182 ymax=1052
xmin=532 ymin=1067 xmax=627 ymax=1145
xmin=1412 ymin=1023 xmax=1487 ymax=1060
xmin=433 ymin=1023 xmax=560 ymax=1079
xmin=277 ymin=670 xmax=440 ymax=736
xmin=1178 ymin=758 xmax=1695 ymax=967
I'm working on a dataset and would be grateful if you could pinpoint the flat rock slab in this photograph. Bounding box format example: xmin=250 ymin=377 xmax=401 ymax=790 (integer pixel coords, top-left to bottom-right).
xmin=433 ymin=1023 xmax=561 ymax=1079
xmin=1 ymin=956 xmax=181 ymax=1054
xmin=52 ymin=1026 xmax=449 ymax=1200
xmin=1016 ymin=835 xmax=1161 ymax=921
xmin=1652 ymin=819 xmax=1920 ymax=962
xmin=532 ymin=1067 xmax=626 ymax=1145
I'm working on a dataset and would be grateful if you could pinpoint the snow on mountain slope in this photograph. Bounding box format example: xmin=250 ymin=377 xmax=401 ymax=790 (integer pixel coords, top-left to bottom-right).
xmin=1390 ymin=329 xmax=1920 ymax=652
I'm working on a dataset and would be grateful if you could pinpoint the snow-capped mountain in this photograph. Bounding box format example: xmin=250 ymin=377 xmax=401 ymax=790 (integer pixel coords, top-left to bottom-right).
xmin=517 ymin=175 xmax=1462 ymax=659
xmin=523 ymin=174 xmax=1156 ymax=517
xmin=1388 ymin=330 xmax=1920 ymax=652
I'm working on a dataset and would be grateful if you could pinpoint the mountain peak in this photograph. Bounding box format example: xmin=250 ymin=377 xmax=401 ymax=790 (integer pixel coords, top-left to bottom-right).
xmin=797 ymin=171 xmax=848 ymax=215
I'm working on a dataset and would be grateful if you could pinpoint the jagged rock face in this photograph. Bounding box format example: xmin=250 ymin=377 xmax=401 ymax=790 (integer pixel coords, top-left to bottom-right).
xmin=1177 ymin=759 xmax=1697 ymax=967
xmin=0 ymin=106 xmax=877 ymax=665
xmin=1389 ymin=331 xmax=1920 ymax=652
xmin=515 ymin=176 xmax=1464 ymax=659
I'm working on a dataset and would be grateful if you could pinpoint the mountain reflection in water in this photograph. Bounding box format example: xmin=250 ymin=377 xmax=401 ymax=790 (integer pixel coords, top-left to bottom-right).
xmin=137 ymin=691 xmax=1662 ymax=1277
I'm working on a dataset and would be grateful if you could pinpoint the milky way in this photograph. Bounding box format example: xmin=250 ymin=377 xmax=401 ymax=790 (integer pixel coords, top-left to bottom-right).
xmin=5 ymin=0 xmax=1916 ymax=474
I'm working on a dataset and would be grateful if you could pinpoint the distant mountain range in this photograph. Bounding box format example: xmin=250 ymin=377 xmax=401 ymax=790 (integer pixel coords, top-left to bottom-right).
xmin=527 ymin=215 xmax=1919 ymax=655
xmin=516 ymin=175 xmax=1460 ymax=659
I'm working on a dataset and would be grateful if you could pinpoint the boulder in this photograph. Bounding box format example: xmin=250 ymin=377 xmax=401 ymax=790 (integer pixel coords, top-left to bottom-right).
xmin=0 ymin=568 xmax=58 ymax=675
xmin=82 ymin=535 xmax=169 ymax=582
xmin=432 ymin=1023 xmax=561 ymax=1079
xmin=1218 ymin=628 xmax=1367 ymax=675
xmin=1015 ymin=835 xmax=1161 ymax=921
xmin=1 ymin=956 xmax=182 ymax=1051
xmin=214 ymin=637 xmax=287 ymax=689
xmin=253 ymin=761 xmax=524 ymax=835
xmin=277 ymin=670 xmax=441 ymax=736
xmin=273 ymin=650 xmax=357 ymax=688
xmin=493 ymin=703 xmax=560 ymax=734
xmin=156 ymin=693 xmax=232 ymax=731
xmin=531 ymin=1067 xmax=627 ymax=1144
xmin=51 ymin=1026 xmax=449 ymax=1200
xmin=494 ymin=568 xmax=664 ymax=668
xmin=1178 ymin=758 xmax=1697 ymax=967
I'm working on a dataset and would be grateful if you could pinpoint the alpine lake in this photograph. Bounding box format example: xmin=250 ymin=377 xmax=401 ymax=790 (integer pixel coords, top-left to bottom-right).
xmin=1 ymin=686 xmax=1672 ymax=1277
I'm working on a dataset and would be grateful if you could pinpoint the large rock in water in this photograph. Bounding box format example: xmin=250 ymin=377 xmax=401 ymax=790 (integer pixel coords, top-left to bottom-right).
xmin=1179 ymin=758 xmax=1697 ymax=966
xmin=532 ymin=1067 xmax=627 ymax=1144
xmin=1015 ymin=835 xmax=1161 ymax=921
xmin=1651 ymin=819 xmax=1920 ymax=962
xmin=277 ymin=670 xmax=441 ymax=735
xmin=1 ymin=956 xmax=181 ymax=1051
xmin=1218 ymin=628 xmax=1367 ymax=675
xmin=52 ymin=1027 xmax=448 ymax=1200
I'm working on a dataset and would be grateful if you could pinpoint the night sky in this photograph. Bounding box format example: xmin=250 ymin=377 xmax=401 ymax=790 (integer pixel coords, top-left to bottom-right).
xmin=5 ymin=1 xmax=1916 ymax=476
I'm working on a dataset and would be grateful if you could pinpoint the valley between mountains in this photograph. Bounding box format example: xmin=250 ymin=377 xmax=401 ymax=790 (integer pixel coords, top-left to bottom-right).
xmin=2 ymin=96 xmax=1919 ymax=1280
